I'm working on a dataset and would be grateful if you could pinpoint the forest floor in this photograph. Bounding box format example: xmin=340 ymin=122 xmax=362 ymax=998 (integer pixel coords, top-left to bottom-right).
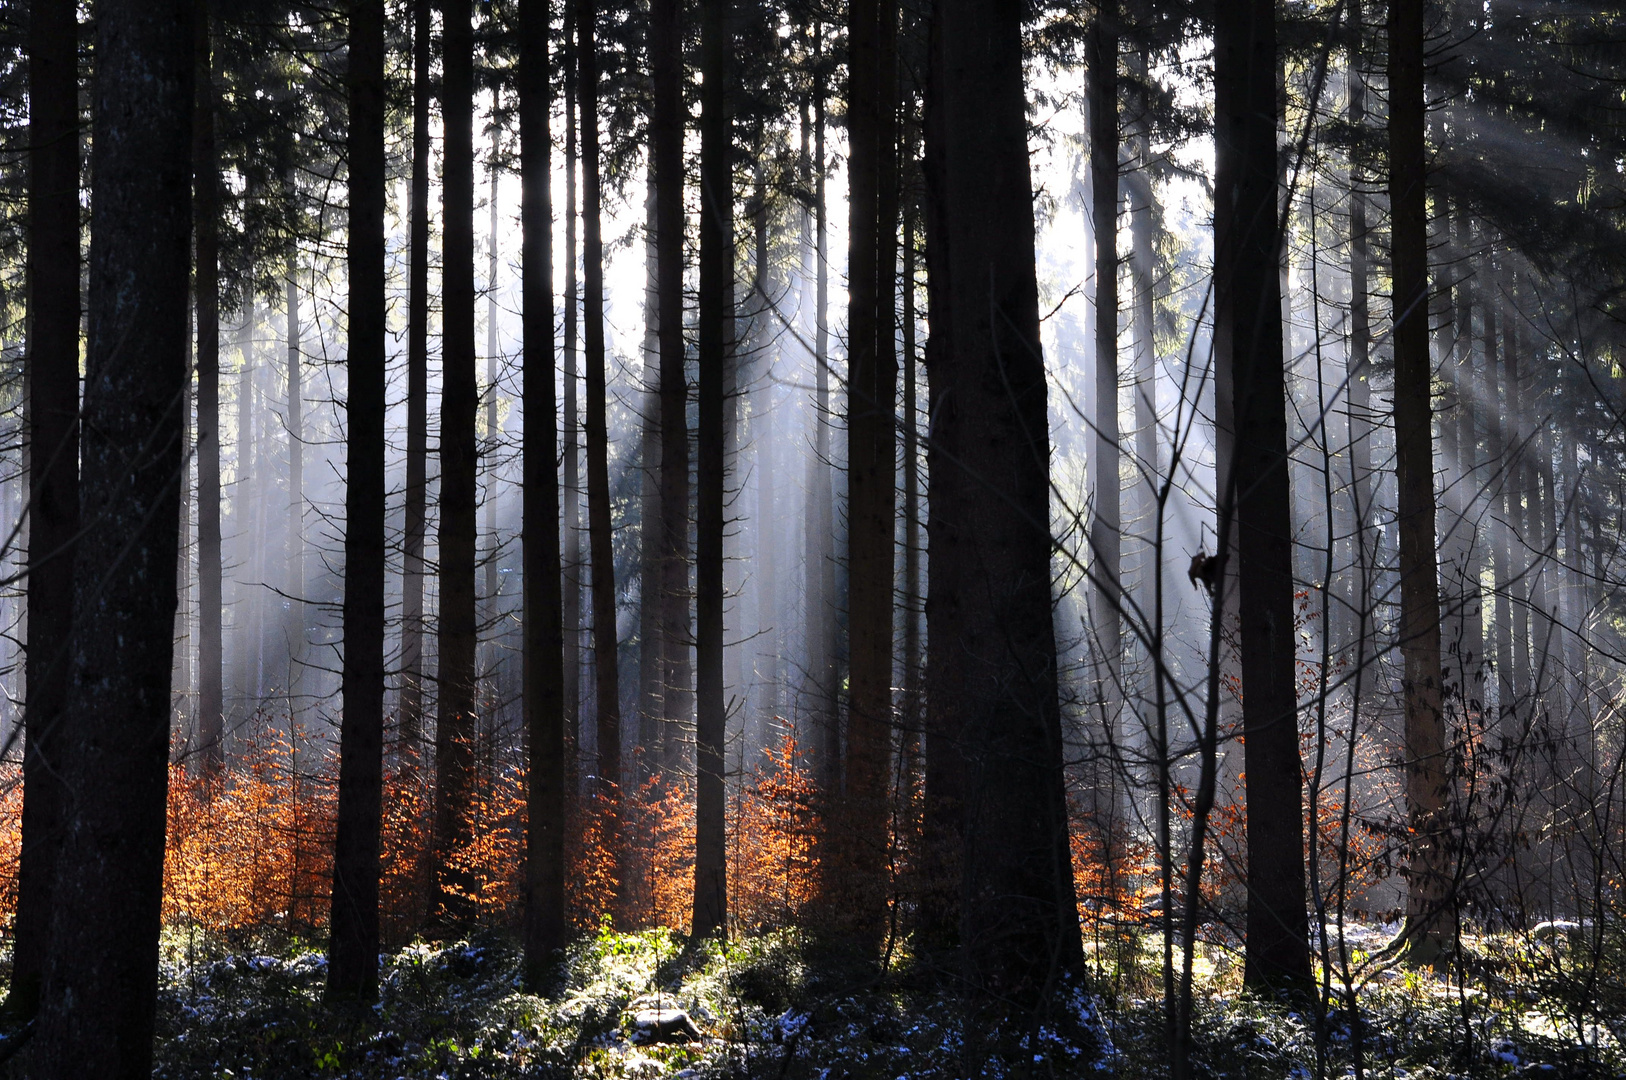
xmin=10 ymin=920 xmax=1622 ymax=1078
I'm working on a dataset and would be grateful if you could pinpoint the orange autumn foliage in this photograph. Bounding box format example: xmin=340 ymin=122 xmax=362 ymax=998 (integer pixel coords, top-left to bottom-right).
xmin=730 ymin=732 xmax=821 ymax=931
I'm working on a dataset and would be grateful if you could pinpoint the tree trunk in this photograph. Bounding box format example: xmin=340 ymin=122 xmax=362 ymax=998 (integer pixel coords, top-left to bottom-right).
xmin=563 ymin=31 xmax=584 ymax=760
xmin=286 ymin=254 xmax=305 ymax=718
xmin=327 ymin=0 xmax=387 ymax=1002
xmin=1389 ymin=0 xmax=1451 ymax=965
xmin=1087 ymin=0 xmax=1123 ymax=862
xmin=432 ymin=0 xmax=481 ymax=929
xmin=692 ymin=0 xmax=731 ymax=939
xmin=485 ymin=102 xmax=503 ymax=730
xmin=809 ymin=47 xmax=840 ymax=794
xmin=234 ymin=296 xmax=257 ymax=720
xmin=12 ymin=0 xmax=80 ymax=1022
xmin=1212 ymin=0 xmax=1311 ymax=994
xmin=1129 ymin=41 xmax=1156 ymax=628
xmin=651 ymin=0 xmax=691 ymax=774
xmin=928 ymin=0 xmax=1082 ymax=1003
xmin=400 ymin=0 xmax=432 ymax=762
xmin=35 ymin=1 xmax=192 ymax=1071
xmin=637 ymin=179 xmax=663 ymax=778
xmin=520 ymin=0 xmax=566 ymax=979
xmin=195 ymin=0 xmax=224 ymax=777
xmin=840 ymin=0 xmax=899 ymax=946
xmin=1345 ymin=0 xmax=1377 ymax=713
xmin=577 ymin=0 xmax=621 ymax=803
xmin=1486 ymin=296 xmax=1514 ymax=727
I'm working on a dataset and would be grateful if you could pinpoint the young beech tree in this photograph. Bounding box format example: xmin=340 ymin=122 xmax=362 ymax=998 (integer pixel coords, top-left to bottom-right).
xmin=35 ymin=0 xmax=194 ymax=1072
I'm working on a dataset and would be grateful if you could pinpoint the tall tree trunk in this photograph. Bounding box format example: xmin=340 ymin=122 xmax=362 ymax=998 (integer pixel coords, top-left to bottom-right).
xmin=234 ymin=298 xmax=257 ymax=719
xmin=638 ymin=180 xmax=663 ymax=777
xmin=286 ymin=254 xmax=305 ymax=717
xmin=577 ymin=0 xmax=621 ymax=805
xmin=485 ymin=101 xmax=503 ymax=729
xmin=1486 ymin=295 xmax=1515 ymax=728
xmin=928 ymin=0 xmax=1082 ymax=1002
xmin=899 ymin=192 xmax=922 ymax=849
xmin=563 ymin=32 xmax=584 ymax=760
xmin=692 ymin=0 xmax=731 ymax=939
xmin=195 ymin=0 xmax=224 ymax=777
xmin=809 ymin=47 xmax=840 ymax=793
xmin=35 ymin=0 xmax=192 ymax=1070
xmin=840 ymin=0 xmax=899 ymax=946
xmin=1087 ymin=0 xmax=1122 ymax=862
xmin=1212 ymin=0 xmax=1311 ymax=994
xmin=1129 ymin=42 xmax=1156 ymax=624
xmin=401 ymin=0 xmax=432 ymax=763
xmin=651 ymin=0 xmax=691 ymax=773
xmin=1501 ymin=295 xmax=1529 ymax=721
xmin=520 ymin=0 xmax=566 ymax=979
xmin=1389 ymin=0 xmax=1451 ymax=964
xmin=1345 ymin=0 xmax=1377 ymax=711
xmin=750 ymin=154 xmax=776 ymax=750
xmin=12 ymin=0 xmax=80 ymax=1022
xmin=432 ymin=0 xmax=481 ymax=928
xmin=328 ymin=0 xmax=387 ymax=1002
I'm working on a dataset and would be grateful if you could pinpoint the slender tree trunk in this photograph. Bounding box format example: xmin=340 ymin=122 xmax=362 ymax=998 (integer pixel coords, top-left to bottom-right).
xmin=1389 ymin=0 xmax=1451 ymax=964
xmin=35 ymin=1 xmax=192 ymax=1071
xmin=1346 ymin=1 xmax=1377 ymax=709
xmin=399 ymin=0 xmax=432 ymax=764
xmin=328 ymin=0 xmax=387 ymax=1002
xmin=1129 ymin=42 xmax=1156 ymax=623
xmin=12 ymin=0 xmax=80 ymax=1022
xmin=1486 ymin=296 xmax=1515 ymax=727
xmin=1087 ymin=0 xmax=1123 ymax=862
xmin=651 ymin=0 xmax=691 ymax=774
xmin=929 ymin=0 xmax=1082 ymax=1003
xmin=1501 ymin=295 xmax=1529 ymax=722
xmin=899 ymin=194 xmax=922 ymax=848
xmin=638 ymin=179 xmax=663 ymax=777
xmin=563 ymin=33 xmax=584 ymax=759
xmin=286 ymin=254 xmax=305 ymax=716
xmin=234 ymin=297 xmax=257 ymax=720
xmin=1212 ymin=0 xmax=1311 ymax=994
xmin=810 ymin=51 xmax=840 ymax=793
xmin=485 ymin=101 xmax=503 ymax=730
xmin=692 ymin=0 xmax=731 ymax=939
xmin=195 ymin=0 xmax=224 ymax=777
xmin=577 ymin=0 xmax=621 ymax=805
xmin=750 ymin=154 xmax=776 ymax=749
xmin=401 ymin=0 xmax=432 ymax=763
xmin=520 ymin=0 xmax=566 ymax=978
xmin=432 ymin=0 xmax=481 ymax=928
xmin=841 ymin=0 xmax=899 ymax=945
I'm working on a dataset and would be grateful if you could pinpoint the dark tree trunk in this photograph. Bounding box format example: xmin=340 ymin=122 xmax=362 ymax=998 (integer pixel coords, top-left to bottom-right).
xmin=563 ymin=32 xmax=583 ymax=759
xmin=1388 ymin=0 xmax=1451 ymax=965
xmin=928 ymin=0 xmax=1081 ymax=1003
xmin=810 ymin=49 xmax=840 ymax=793
xmin=400 ymin=0 xmax=432 ymax=760
xmin=12 ymin=0 xmax=80 ymax=1023
xmin=1129 ymin=42 xmax=1156 ymax=619
xmin=1345 ymin=0 xmax=1377 ymax=712
xmin=840 ymin=0 xmax=899 ymax=946
xmin=692 ymin=0 xmax=731 ymax=939
xmin=286 ymin=253 xmax=305 ymax=716
xmin=195 ymin=0 xmax=224 ymax=776
xmin=432 ymin=0 xmax=481 ymax=928
xmin=1486 ymin=296 xmax=1514 ymax=727
xmin=899 ymin=192 xmax=922 ymax=848
xmin=637 ymin=180 xmax=662 ymax=775
xmin=1212 ymin=0 xmax=1311 ymax=994
xmin=520 ymin=0 xmax=566 ymax=980
xmin=577 ymin=0 xmax=621 ymax=801
xmin=328 ymin=0 xmax=387 ymax=1003
xmin=35 ymin=0 xmax=193 ymax=1072
xmin=651 ymin=0 xmax=691 ymax=773
xmin=1087 ymin=0 xmax=1122 ymax=854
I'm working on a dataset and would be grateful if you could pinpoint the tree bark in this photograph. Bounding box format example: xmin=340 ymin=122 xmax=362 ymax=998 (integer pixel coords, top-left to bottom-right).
xmin=692 ymin=0 xmax=731 ymax=939
xmin=195 ymin=0 xmax=224 ymax=777
xmin=651 ymin=0 xmax=691 ymax=774
xmin=520 ymin=0 xmax=566 ymax=980
xmin=637 ymin=179 xmax=663 ymax=777
xmin=286 ymin=253 xmax=305 ymax=719
xmin=12 ymin=0 xmax=80 ymax=1022
xmin=1212 ymin=0 xmax=1311 ymax=994
xmin=928 ymin=0 xmax=1082 ymax=1003
xmin=400 ymin=0 xmax=431 ymax=760
xmin=35 ymin=1 xmax=193 ymax=1071
xmin=563 ymin=28 xmax=583 ymax=759
xmin=840 ymin=0 xmax=899 ymax=946
xmin=1345 ymin=0 xmax=1377 ymax=714
xmin=1389 ymin=0 xmax=1452 ymax=965
xmin=328 ymin=0 xmax=388 ymax=1002
xmin=1087 ymin=0 xmax=1123 ymax=859
xmin=432 ymin=0 xmax=481 ymax=928
xmin=577 ymin=0 xmax=621 ymax=801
